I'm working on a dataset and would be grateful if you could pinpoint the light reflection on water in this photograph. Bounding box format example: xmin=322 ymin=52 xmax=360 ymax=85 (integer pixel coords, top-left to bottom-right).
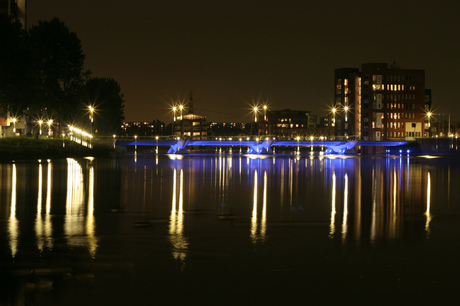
xmin=0 ymin=154 xmax=457 ymax=262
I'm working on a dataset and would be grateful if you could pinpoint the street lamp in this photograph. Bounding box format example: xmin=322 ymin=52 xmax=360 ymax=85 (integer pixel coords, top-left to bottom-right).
xmin=310 ymin=136 xmax=314 ymax=155
xmin=12 ymin=118 xmax=16 ymax=134
xmin=427 ymin=111 xmax=432 ymax=137
xmin=332 ymin=108 xmax=337 ymax=125
xmin=38 ymin=120 xmax=43 ymax=136
xmin=89 ymin=106 xmax=94 ymax=134
xmin=172 ymin=106 xmax=177 ymax=137
xmin=47 ymin=119 xmax=53 ymax=137
xmin=179 ymin=105 xmax=184 ymax=138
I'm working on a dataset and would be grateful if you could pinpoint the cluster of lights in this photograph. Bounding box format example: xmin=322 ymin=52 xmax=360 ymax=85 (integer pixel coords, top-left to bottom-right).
xmin=69 ymin=126 xmax=93 ymax=138
xmin=68 ymin=125 xmax=93 ymax=148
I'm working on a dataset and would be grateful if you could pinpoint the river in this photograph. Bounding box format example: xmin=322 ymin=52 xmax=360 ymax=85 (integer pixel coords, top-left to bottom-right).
xmin=1 ymin=154 xmax=460 ymax=305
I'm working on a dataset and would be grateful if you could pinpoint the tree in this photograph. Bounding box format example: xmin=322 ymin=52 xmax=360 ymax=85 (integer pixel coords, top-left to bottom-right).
xmin=82 ymin=77 xmax=125 ymax=135
xmin=0 ymin=15 xmax=34 ymax=114
xmin=28 ymin=18 xmax=87 ymax=122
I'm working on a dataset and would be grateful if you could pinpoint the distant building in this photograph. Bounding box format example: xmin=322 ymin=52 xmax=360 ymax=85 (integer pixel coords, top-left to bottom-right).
xmin=260 ymin=109 xmax=311 ymax=138
xmin=174 ymin=94 xmax=208 ymax=140
xmin=334 ymin=62 xmax=428 ymax=141
xmin=209 ymin=122 xmax=246 ymax=137
xmin=121 ymin=120 xmax=165 ymax=136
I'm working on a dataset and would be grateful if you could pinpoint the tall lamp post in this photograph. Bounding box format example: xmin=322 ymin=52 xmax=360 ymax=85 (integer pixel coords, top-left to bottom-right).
xmin=89 ymin=106 xmax=94 ymax=134
xmin=253 ymin=106 xmax=258 ymax=136
xmin=12 ymin=118 xmax=16 ymax=134
xmin=331 ymin=107 xmax=337 ymax=138
xmin=47 ymin=119 xmax=53 ymax=137
xmin=427 ymin=112 xmax=432 ymax=137
xmin=179 ymin=105 xmax=184 ymax=138
xmin=38 ymin=120 xmax=43 ymax=136
xmin=263 ymin=105 xmax=268 ymax=135
xmin=172 ymin=106 xmax=177 ymax=137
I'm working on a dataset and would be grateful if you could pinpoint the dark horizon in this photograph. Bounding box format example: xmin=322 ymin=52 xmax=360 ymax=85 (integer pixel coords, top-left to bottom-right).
xmin=28 ymin=0 xmax=460 ymax=123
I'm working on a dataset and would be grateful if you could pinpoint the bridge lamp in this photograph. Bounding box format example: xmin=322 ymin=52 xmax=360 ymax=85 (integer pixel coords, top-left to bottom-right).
xmin=253 ymin=107 xmax=258 ymax=123
xmin=172 ymin=106 xmax=177 ymax=120
xmin=332 ymin=107 xmax=337 ymax=125
xmin=12 ymin=118 xmax=17 ymax=134
xmin=89 ymin=106 xmax=95 ymax=135
xmin=38 ymin=120 xmax=43 ymax=135
xmin=263 ymin=105 xmax=267 ymax=121
xmin=47 ymin=119 xmax=53 ymax=136
xmin=427 ymin=112 xmax=432 ymax=128
xmin=344 ymin=106 xmax=349 ymax=122
xmin=179 ymin=105 xmax=184 ymax=120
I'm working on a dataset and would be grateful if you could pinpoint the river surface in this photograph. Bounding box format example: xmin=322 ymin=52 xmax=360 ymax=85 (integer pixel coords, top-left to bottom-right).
xmin=1 ymin=153 xmax=460 ymax=305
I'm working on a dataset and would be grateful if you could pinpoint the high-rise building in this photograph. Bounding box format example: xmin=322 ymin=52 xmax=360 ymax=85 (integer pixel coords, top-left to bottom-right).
xmin=335 ymin=63 xmax=428 ymax=141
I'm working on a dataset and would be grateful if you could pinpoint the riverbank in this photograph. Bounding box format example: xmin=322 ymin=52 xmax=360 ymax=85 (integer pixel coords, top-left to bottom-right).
xmin=0 ymin=137 xmax=114 ymax=161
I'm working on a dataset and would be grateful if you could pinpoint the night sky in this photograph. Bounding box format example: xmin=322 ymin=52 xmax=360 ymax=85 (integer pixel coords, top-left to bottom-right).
xmin=28 ymin=0 xmax=460 ymax=123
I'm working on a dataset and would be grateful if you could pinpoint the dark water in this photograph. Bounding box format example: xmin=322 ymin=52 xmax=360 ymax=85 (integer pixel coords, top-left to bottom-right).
xmin=1 ymin=154 xmax=460 ymax=305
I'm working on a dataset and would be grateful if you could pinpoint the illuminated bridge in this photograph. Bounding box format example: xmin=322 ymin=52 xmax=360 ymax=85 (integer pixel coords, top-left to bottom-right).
xmin=115 ymin=138 xmax=409 ymax=155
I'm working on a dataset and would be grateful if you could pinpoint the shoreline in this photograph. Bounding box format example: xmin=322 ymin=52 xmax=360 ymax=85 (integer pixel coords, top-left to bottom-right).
xmin=0 ymin=138 xmax=114 ymax=162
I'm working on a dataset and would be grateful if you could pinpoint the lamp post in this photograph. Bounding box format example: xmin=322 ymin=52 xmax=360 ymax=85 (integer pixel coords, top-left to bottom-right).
xmin=427 ymin=112 xmax=432 ymax=137
xmin=310 ymin=136 xmax=314 ymax=155
xmin=252 ymin=106 xmax=258 ymax=136
xmin=172 ymin=106 xmax=177 ymax=137
xmin=38 ymin=120 xmax=43 ymax=136
xmin=12 ymin=118 xmax=16 ymax=134
xmin=179 ymin=105 xmax=184 ymax=139
xmin=263 ymin=105 xmax=269 ymax=135
xmin=331 ymin=107 xmax=337 ymax=138
xmin=296 ymin=136 xmax=300 ymax=154
xmin=47 ymin=119 xmax=53 ymax=137
xmin=89 ymin=106 xmax=94 ymax=134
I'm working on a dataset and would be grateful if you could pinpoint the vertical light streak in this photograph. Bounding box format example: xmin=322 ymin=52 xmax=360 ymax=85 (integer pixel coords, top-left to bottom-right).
xmin=170 ymin=169 xmax=177 ymax=234
xmin=65 ymin=159 xmax=85 ymax=249
xmin=341 ymin=173 xmax=348 ymax=242
xmin=251 ymin=169 xmax=258 ymax=243
xmin=289 ymin=160 xmax=293 ymax=208
xmin=260 ymin=171 xmax=267 ymax=240
xmin=329 ymin=171 xmax=336 ymax=238
xmin=354 ymin=159 xmax=362 ymax=242
xmin=36 ymin=162 xmax=44 ymax=252
xmin=389 ymin=167 xmax=397 ymax=239
xmin=44 ymin=160 xmax=53 ymax=249
xmin=169 ymin=168 xmax=188 ymax=265
xmin=370 ymin=168 xmax=377 ymax=242
xmin=9 ymin=164 xmax=19 ymax=258
xmin=46 ymin=160 xmax=52 ymax=214
xmin=425 ymin=171 xmax=432 ymax=236
xmin=87 ymin=163 xmax=98 ymax=258
xmin=406 ymin=155 xmax=410 ymax=191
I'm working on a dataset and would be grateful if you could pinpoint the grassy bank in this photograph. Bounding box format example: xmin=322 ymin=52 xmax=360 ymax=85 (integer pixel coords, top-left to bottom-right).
xmin=0 ymin=137 xmax=114 ymax=161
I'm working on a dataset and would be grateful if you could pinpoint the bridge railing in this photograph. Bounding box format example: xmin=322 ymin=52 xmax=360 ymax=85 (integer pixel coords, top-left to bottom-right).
xmin=103 ymin=134 xmax=362 ymax=142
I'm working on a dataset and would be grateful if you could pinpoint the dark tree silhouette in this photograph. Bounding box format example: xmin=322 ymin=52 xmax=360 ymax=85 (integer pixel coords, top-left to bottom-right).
xmin=82 ymin=77 xmax=125 ymax=135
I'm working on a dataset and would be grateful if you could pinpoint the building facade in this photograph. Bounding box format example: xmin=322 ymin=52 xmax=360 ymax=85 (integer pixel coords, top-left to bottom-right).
xmin=335 ymin=63 xmax=428 ymax=141
xmin=259 ymin=109 xmax=311 ymax=138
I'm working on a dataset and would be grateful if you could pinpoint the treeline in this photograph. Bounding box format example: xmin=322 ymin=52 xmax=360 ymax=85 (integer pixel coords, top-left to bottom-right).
xmin=0 ymin=16 xmax=124 ymax=135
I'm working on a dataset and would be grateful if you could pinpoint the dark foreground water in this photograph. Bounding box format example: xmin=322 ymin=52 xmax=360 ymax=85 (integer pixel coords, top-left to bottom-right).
xmin=1 ymin=153 xmax=460 ymax=305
